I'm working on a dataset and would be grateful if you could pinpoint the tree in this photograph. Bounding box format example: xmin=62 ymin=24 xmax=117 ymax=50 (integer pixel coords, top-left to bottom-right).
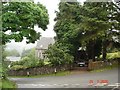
xmin=21 ymin=48 xmax=32 ymax=58
xmin=1 ymin=1 xmax=49 ymax=78
xmin=54 ymin=1 xmax=83 ymax=60
xmin=2 ymin=2 xmax=49 ymax=44
xmin=54 ymin=0 xmax=120 ymax=62
xmin=74 ymin=0 xmax=120 ymax=60
xmin=46 ymin=43 xmax=74 ymax=66
xmin=1 ymin=45 xmax=8 ymax=79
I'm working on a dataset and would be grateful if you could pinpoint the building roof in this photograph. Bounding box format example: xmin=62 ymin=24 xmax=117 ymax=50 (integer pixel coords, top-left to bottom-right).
xmin=36 ymin=37 xmax=55 ymax=50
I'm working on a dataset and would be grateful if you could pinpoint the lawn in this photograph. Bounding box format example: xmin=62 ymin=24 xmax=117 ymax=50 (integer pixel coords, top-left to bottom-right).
xmin=106 ymin=51 xmax=120 ymax=59
xmin=100 ymin=51 xmax=120 ymax=60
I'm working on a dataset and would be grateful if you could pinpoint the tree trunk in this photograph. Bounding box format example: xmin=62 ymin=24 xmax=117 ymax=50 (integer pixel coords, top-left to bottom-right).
xmin=92 ymin=41 xmax=95 ymax=61
xmin=102 ymin=39 xmax=107 ymax=61
xmin=86 ymin=40 xmax=95 ymax=61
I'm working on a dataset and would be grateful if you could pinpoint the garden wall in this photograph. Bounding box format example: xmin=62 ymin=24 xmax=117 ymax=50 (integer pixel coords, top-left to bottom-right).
xmin=88 ymin=60 xmax=118 ymax=70
xmin=8 ymin=60 xmax=119 ymax=76
xmin=8 ymin=65 xmax=71 ymax=76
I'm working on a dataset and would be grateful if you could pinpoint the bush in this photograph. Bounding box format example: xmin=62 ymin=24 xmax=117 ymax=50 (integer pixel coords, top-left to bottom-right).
xmin=0 ymin=78 xmax=17 ymax=89
xmin=10 ymin=65 xmax=26 ymax=70
xmin=106 ymin=52 xmax=120 ymax=60
xmin=99 ymin=51 xmax=120 ymax=60
xmin=10 ymin=56 xmax=45 ymax=70
xmin=46 ymin=44 xmax=74 ymax=66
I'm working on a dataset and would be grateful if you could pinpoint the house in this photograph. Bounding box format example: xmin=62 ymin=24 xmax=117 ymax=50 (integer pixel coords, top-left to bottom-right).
xmin=35 ymin=37 xmax=55 ymax=59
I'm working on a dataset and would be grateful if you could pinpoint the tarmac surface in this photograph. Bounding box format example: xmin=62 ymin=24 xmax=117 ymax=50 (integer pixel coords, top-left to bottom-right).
xmin=9 ymin=68 xmax=119 ymax=89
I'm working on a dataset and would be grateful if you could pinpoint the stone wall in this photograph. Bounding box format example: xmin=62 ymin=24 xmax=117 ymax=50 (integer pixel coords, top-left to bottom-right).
xmin=8 ymin=60 xmax=119 ymax=76
xmin=8 ymin=65 xmax=71 ymax=76
xmin=88 ymin=60 xmax=118 ymax=70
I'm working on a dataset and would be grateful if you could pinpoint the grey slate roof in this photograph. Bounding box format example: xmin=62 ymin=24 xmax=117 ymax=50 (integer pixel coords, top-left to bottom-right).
xmin=36 ymin=37 xmax=55 ymax=50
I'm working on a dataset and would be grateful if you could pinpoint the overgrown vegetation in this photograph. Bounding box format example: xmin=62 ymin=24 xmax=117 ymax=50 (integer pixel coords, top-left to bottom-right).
xmin=100 ymin=51 xmax=120 ymax=60
xmin=0 ymin=78 xmax=17 ymax=89
xmin=1 ymin=2 xmax=49 ymax=88
xmin=53 ymin=0 xmax=120 ymax=62
xmin=10 ymin=48 xmax=44 ymax=70
xmin=106 ymin=52 xmax=120 ymax=60
xmin=46 ymin=43 xmax=74 ymax=66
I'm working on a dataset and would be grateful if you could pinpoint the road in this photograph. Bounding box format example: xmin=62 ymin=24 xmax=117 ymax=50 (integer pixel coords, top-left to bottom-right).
xmin=9 ymin=68 xmax=119 ymax=89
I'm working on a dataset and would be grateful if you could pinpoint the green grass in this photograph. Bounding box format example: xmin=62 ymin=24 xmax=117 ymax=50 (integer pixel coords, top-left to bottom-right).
xmin=0 ymin=78 xmax=17 ymax=89
xmin=100 ymin=51 xmax=120 ymax=60
xmin=106 ymin=51 xmax=120 ymax=59
xmin=8 ymin=71 xmax=71 ymax=78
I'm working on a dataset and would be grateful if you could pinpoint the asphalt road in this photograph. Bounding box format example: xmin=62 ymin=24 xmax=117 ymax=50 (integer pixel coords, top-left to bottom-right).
xmin=9 ymin=68 xmax=119 ymax=88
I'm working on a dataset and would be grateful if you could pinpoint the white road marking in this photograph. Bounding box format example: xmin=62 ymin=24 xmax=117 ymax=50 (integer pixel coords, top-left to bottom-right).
xmin=18 ymin=83 xmax=120 ymax=88
xmin=108 ymin=83 xmax=120 ymax=87
xmin=17 ymin=83 xmax=82 ymax=87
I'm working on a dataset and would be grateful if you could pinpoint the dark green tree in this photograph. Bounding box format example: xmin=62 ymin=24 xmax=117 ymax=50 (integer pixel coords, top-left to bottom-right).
xmin=80 ymin=0 xmax=120 ymax=60
xmin=54 ymin=0 xmax=120 ymax=62
xmin=2 ymin=2 xmax=49 ymax=44
xmin=1 ymin=1 xmax=49 ymax=78
xmin=54 ymin=1 xmax=83 ymax=60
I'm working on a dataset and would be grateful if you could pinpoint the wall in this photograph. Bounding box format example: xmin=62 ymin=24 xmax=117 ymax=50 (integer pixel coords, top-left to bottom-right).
xmin=8 ymin=60 xmax=119 ymax=76
xmin=8 ymin=65 xmax=70 ymax=76
xmin=88 ymin=60 xmax=118 ymax=70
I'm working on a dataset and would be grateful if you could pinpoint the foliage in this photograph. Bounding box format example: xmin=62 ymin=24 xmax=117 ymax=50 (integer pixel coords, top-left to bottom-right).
xmin=21 ymin=48 xmax=32 ymax=58
xmin=54 ymin=0 xmax=120 ymax=61
xmin=100 ymin=51 xmax=120 ymax=60
xmin=10 ymin=48 xmax=44 ymax=70
xmin=10 ymin=56 xmax=44 ymax=70
xmin=1 ymin=1 xmax=49 ymax=82
xmin=46 ymin=43 xmax=74 ymax=66
xmin=0 ymin=78 xmax=17 ymax=89
xmin=2 ymin=2 xmax=49 ymax=44
xmin=1 ymin=45 xmax=8 ymax=79
xmin=10 ymin=65 xmax=26 ymax=70
xmin=106 ymin=52 xmax=120 ymax=60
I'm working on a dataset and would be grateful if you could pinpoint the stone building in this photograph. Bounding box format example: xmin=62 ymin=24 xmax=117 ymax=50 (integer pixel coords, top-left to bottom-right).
xmin=35 ymin=37 xmax=55 ymax=59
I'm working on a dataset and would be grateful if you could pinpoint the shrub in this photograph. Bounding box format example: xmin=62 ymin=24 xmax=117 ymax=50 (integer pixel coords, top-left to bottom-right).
xmin=10 ymin=65 xmax=26 ymax=70
xmin=46 ymin=44 xmax=74 ymax=66
xmin=10 ymin=56 xmax=45 ymax=70
xmin=106 ymin=52 xmax=120 ymax=60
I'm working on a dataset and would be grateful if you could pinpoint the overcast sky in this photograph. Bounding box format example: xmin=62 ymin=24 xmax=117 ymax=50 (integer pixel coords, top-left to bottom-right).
xmin=6 ymin=0 xmax=85 ymax=54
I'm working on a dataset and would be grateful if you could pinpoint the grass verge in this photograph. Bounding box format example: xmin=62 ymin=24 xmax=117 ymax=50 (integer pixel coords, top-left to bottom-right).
xmin=8 ymin=71 xmax=71 ymax=78
xmin=0 ymin=78 xmax=17 ymax=89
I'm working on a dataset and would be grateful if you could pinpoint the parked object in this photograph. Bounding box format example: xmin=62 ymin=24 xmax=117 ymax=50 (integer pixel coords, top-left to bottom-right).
xmin=27 ymin=71 xmax=30 ymax=77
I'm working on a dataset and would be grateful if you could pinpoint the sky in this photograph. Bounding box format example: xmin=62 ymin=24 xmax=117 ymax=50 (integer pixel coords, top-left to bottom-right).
xmin=6 ymin=0 xmax=85 ymax=54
